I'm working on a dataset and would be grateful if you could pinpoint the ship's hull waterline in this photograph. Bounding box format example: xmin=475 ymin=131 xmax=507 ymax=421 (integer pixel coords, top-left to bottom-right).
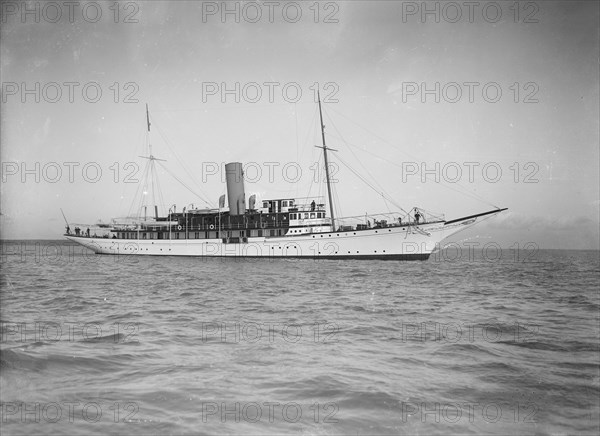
xmin=66 ymin=218 xmax=477 ymax=260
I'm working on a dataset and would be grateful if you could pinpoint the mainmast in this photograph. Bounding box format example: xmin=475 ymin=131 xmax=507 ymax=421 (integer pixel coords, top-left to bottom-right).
xmin=146 ymin=103 xmax=151 ymax=132
xmin=317 ymin=91 xmax=336 ymax=231
xmin=138 ymin=104 xmax=165 ymax=220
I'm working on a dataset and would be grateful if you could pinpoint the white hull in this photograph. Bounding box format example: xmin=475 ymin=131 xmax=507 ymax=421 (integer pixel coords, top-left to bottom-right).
xmin=66 ymin=218 xmax=478 ymax=260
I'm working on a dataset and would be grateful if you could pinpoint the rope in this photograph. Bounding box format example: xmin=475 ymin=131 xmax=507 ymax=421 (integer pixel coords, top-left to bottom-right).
xmin=152 ymin=119 xmax=214 ymax=207
xmin=156 ymin=161 xmax=212 ymax=206
xmin=326 ymin=105 xmax=500 ymax=209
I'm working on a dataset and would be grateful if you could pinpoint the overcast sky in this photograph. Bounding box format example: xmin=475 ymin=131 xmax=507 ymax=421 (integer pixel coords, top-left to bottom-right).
xmin=1 ymin=0 xmax=598 ymax=249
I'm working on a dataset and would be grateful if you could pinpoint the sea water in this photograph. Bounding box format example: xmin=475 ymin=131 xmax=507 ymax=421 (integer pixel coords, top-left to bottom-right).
xmin=1 ymin=240 xmax=599 ymax=435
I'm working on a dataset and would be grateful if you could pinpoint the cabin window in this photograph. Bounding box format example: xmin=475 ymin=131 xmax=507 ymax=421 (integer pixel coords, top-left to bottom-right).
xmin=289 ymin=200 xmax=294 ymax=206
xmin=282 ymin=201 xmax=288 ymax=207
xmin=142 ymin=233 xmax=147 ymax=239
xmin=263 ymin=201 xmax=269 ymax=208
xmin=317 ymin=212 xmax=323 ymax=218
xmin=310 ymin=213 xmax=315 ymax=219
xmin=304 ymin=213 xmax=309 ymax=219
